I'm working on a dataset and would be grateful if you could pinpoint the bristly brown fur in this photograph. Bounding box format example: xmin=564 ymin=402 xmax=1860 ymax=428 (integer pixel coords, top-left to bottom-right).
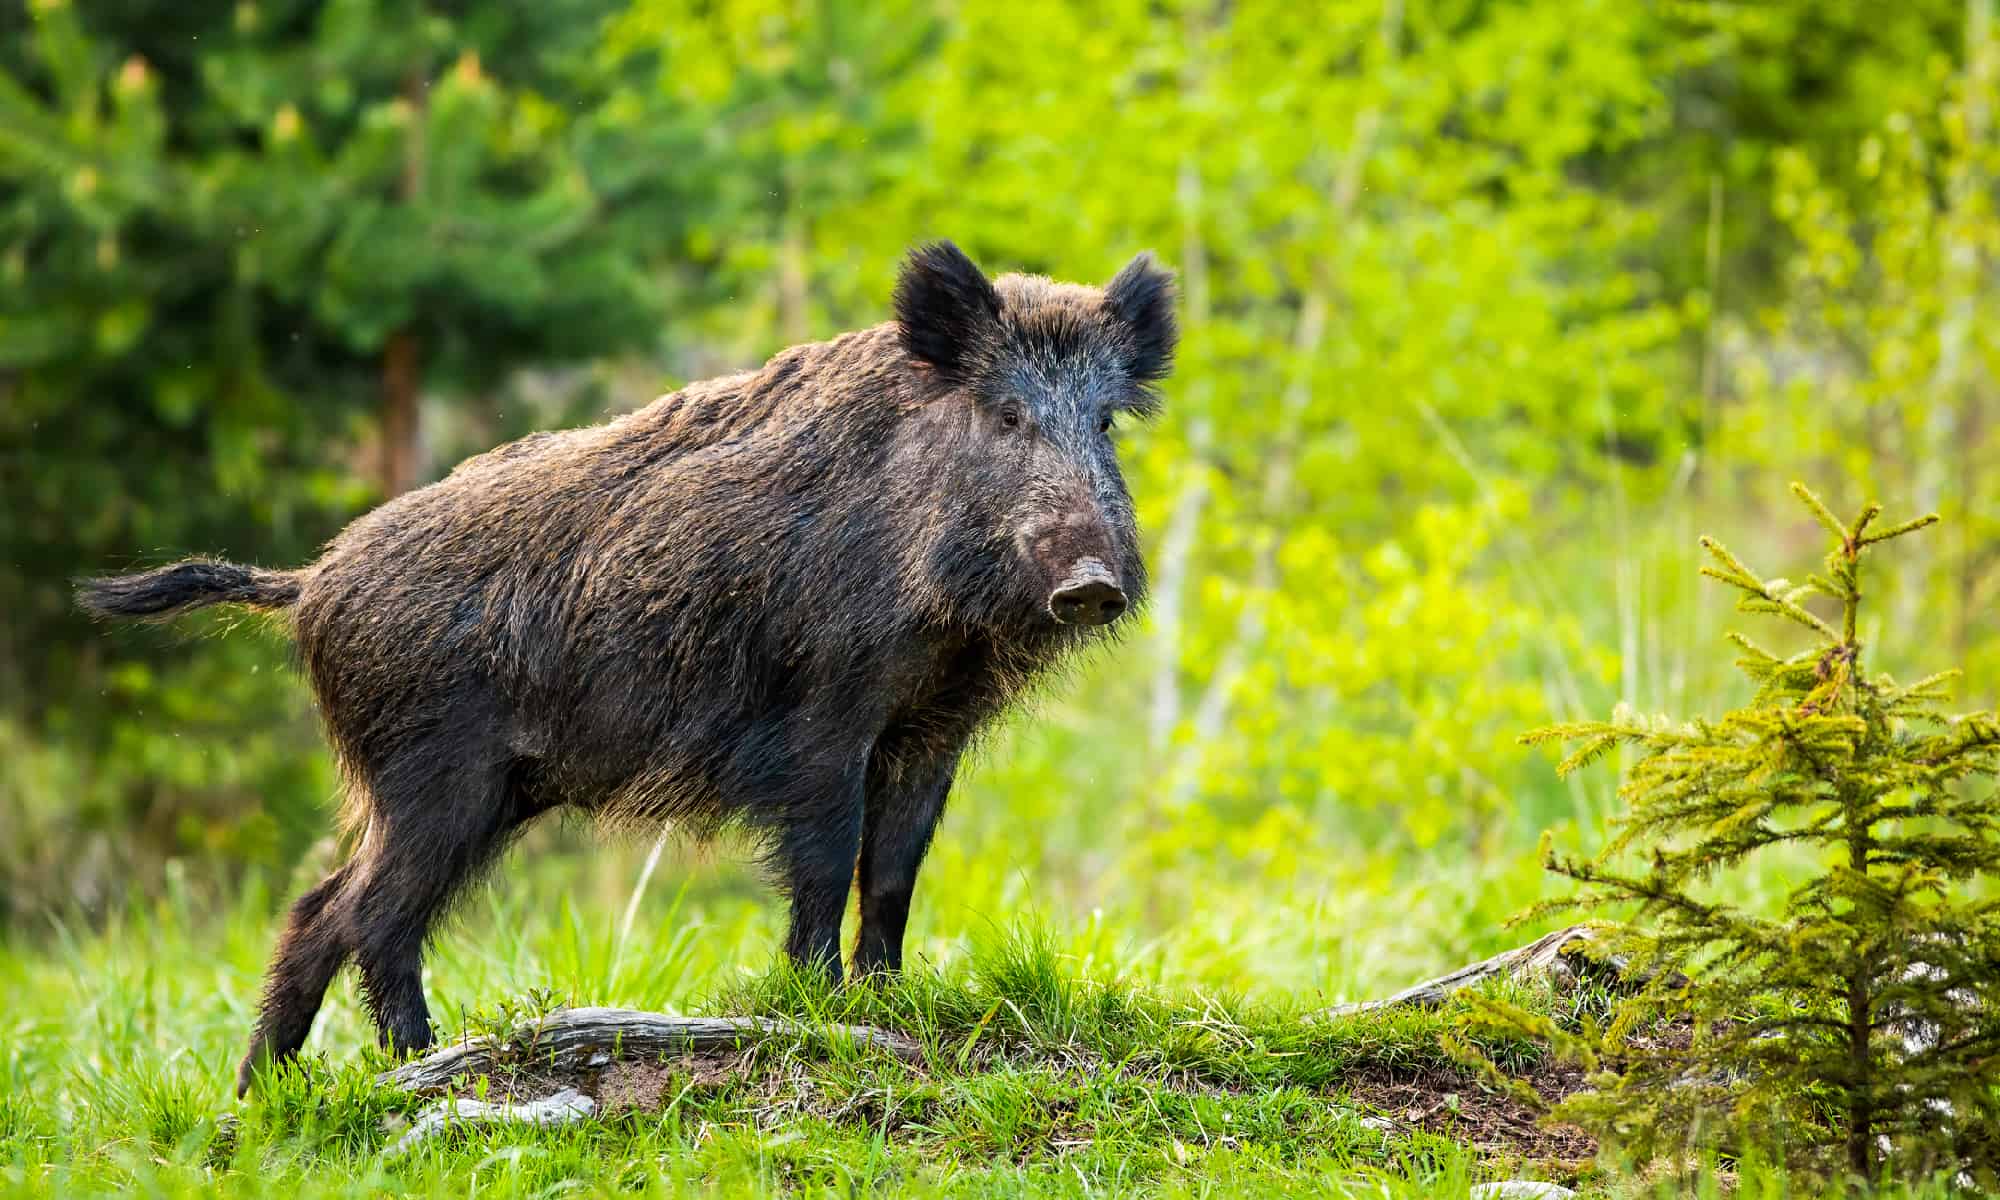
xmin=77 ymin=240 xmax=1177 ymax=1097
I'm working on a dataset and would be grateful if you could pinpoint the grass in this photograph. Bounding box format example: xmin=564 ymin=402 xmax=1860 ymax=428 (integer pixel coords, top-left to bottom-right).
xmin=0 ymin=866 xmax=1972 ymax=1199
xmin=0 ymin=854 xmax=1588 ymax=1199
xmin=0 ymin=760 xmax=1953 ymax=1195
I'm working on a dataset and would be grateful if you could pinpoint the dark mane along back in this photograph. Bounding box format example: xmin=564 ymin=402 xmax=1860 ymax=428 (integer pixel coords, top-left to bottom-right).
xmin=612 ymin=325 xmax=912 ymax=460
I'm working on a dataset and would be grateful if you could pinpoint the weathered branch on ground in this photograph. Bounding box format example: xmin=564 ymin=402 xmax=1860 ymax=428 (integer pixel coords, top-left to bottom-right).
xmin=377 ymin=1007 xmax=922 ymax=1093
xmin=1323 ymin=924 xmax=1650 ymax=1018
xmin=386 ymin=1087 xmax=596 ymax=1155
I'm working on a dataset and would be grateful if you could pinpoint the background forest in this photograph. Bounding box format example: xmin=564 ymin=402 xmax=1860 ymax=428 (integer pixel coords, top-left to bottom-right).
xmin=1 ymin=0 xmax=1997 ymax=1192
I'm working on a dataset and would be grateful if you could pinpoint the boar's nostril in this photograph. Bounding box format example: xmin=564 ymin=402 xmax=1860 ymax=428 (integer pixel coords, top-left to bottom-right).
xmin=1048 ymin=564 xmax=1128 ymax=627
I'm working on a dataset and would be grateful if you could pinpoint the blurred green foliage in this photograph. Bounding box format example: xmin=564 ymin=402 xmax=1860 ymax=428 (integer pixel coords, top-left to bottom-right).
xmin=1 ymin=0 xmax=1995 ymax=968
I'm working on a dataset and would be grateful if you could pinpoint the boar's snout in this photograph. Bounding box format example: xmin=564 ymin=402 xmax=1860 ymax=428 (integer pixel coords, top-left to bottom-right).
xmin=1048 ymin=558 xmax=1128 ymax=626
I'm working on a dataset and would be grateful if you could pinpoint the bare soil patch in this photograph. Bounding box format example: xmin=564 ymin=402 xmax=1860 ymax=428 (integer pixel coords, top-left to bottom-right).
xmin=1352 ymin=1058 xmax=1596 ymax=1167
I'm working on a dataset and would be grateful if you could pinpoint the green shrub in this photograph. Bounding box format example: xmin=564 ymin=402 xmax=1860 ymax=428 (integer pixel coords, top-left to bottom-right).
xmin=1503 ymin=484 xmax=2000 ymax=1184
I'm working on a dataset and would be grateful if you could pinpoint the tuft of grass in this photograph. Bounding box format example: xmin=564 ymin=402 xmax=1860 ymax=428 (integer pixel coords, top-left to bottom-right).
xmin=716 ymin=924 xmax=1547 ymax=1094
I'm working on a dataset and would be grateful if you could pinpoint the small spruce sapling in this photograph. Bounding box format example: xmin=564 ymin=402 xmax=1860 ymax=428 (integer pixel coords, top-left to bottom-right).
xmin=1493 ymin=484 xmax=2000 ymax=1183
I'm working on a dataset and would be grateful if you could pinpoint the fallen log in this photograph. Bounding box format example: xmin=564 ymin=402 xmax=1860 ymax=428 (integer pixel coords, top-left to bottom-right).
xmin=386 ymin=1087 xmax=596 ymax=1155
xmin=377 ymin=1007 xmax=923 ymax=1093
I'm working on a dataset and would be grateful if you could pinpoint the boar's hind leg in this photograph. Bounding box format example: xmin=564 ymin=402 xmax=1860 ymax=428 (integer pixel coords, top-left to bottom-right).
xmin=854 ymin=752 xmax=958 ymax=977
xmin=236 ymin=860 xmax=361 ymax=1097
xmin=347 ymin=741 xmax=526 ymax=1058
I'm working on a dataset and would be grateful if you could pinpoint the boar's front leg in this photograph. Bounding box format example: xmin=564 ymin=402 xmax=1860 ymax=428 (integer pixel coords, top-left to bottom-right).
xmin=854 ymin=743 xmax=959 ymax=977
xmin=770 ymin=754 xmax=869 ymax=984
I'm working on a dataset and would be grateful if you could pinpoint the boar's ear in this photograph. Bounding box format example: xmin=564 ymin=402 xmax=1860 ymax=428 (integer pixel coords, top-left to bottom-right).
xmin=895 ymin=240 xmax=1002 ymax=384
xmin=1103 ymin=252 xmax=1178 ymax=386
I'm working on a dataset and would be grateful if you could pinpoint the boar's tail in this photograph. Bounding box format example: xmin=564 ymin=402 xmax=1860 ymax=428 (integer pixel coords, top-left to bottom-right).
xmin=76 ymin=558 xmax=302 ymax=620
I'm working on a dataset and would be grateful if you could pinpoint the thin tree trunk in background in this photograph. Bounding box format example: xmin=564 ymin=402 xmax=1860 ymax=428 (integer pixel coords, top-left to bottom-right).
xmin=1159 ymin=0 xmax=1396 ymax=800
xmin=1951 ymin=0 xmax=1993 ymax=657
xmin=379 ymin=67 xmax=430 ymax=497
xmin=1148 ymin=156 xmax=1215 ymax=758
xmin=1699 ymin=174 xmax=1724 ymax=467
xmin=1168 ymin=292 xmax=1325 ymax=793
xmin=1148 ymin=415 xmax=1211 ymax=754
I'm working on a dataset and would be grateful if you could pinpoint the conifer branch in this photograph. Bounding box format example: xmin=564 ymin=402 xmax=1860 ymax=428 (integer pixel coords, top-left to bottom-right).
xmin=1857 ymin=513 xmax=1940 ymax=547
xmin=1791 ymin=481 xmax=1848 ymax=542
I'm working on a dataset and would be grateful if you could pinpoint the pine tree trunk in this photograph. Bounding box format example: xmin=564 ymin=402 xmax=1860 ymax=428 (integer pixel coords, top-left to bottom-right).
xmin=380 ymin=330 xmax=422 ymax=497
xmin=1846 ymin=776 xmax=1875 ymax=1179
xmin=779 ymin=212 xmax=810 ymax=345
xmin=1847 ymin=963 xmax=1873 ymax=1177
xmin=377 ymin=63 xmax=430 ymax=498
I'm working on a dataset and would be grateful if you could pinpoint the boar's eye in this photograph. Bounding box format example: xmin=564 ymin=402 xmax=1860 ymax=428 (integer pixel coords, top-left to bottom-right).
xmin=999 ymin=406 xmax=1023 ymax=430
xmin=1098 ymin=412 xmax=1114 ymax=435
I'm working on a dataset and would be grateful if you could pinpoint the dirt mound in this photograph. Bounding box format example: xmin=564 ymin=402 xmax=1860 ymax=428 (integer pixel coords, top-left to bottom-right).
xmin=381 ymin=1007 xmax=1598 ymax=1170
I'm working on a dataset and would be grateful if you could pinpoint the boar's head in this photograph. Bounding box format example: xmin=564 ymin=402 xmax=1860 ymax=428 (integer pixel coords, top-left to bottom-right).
xmin=894 ymin=240 xmax=1176 ymax=633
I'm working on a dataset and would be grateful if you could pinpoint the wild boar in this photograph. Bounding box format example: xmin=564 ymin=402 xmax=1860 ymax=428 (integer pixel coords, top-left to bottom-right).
xmin=78 ymin=240 xmax=1176 ymax=1095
